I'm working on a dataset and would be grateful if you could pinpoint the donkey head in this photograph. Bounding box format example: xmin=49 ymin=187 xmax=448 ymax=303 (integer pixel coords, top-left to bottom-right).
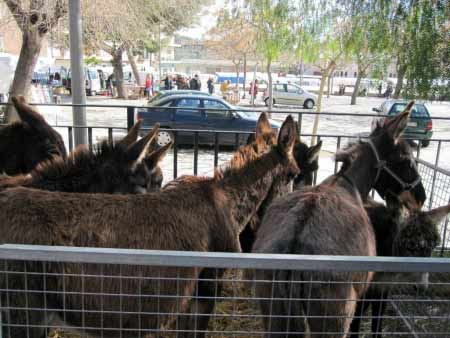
xmin=292 ymin=123 xmax=322 ymax=189
xmin=11 ymin=96 xmax=67 ymax=171
xmin=370 ymin=102 xmax=426 ymax=205
xmin=337 ymin=102 xmax=425 ymax=205
xmin=100 ymin=122 xmax=171 ymax=194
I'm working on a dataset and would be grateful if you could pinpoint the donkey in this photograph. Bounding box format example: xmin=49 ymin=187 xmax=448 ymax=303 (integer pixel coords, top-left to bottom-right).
xmin=0 ymin=121 xmax=170 ymax=194
xmin=0 ymin=96 xmax=67 ymax=175
xmin=0 ymin=115 xmax=300 ymax=338
xmin=349 ymin=197 xmax=444 ymax=338
xmin=167 ymin=120 xmax=322 ymax=254
xmin=252 ymin=102 xmax=426 ymax=337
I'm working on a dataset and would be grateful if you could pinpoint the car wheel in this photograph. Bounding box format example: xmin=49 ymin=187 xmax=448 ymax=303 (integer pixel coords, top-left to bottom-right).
xmin=421 ymin=140 xmax=430 ymax=148
xmin=157 ymin=129 xmax=173 ymax=147
xmin=304 ymin=99 xmax=314 ymax=109
xmin=264 ymin=98 xmax=275 ymax=106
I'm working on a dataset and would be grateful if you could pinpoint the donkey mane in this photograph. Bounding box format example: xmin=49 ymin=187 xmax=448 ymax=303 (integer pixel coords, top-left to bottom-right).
xmin=30 ymin=140 xmax=129 ymax=182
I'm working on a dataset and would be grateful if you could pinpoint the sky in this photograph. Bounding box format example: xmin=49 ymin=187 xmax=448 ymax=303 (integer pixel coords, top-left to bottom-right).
xmin=178 ymin=0 xmax=225 ymax=39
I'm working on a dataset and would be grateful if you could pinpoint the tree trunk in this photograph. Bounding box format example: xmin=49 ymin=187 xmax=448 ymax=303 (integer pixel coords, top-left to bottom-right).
xmin=393 ymin=63 xmax=407 ymax=99
xmin=6 ymin=31 xmax=43 ymax=122
xmin=242 ymin=54 xmax=247 ymax=99
xmin=351 ymin=70 xmax=364 ymax=105
xmin=326 ymin=65 xmax=335 ymax=98
xmin=127 ymin=48 xmax=141 ymax=85
xmin=112 ymin=47 xmax=127 ymax=99
xmin=267 ymin=60 xmax=273 ymax=114
xmin=235 ymin=62 xmax=240 ymax=96
xmin=311 ymin=61 xmax=335 ymax=146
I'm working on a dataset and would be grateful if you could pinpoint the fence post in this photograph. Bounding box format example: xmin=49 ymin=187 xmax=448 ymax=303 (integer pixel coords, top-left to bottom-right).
xmin=127 ymin=107 xmax=135 ymax=131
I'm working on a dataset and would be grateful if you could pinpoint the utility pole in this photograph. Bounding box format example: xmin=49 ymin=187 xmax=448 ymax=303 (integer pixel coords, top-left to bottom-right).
xmin=69 ymin=0 xmax=87 ymax=146
xmin=158 ymin=23 xmax=162 ymax=83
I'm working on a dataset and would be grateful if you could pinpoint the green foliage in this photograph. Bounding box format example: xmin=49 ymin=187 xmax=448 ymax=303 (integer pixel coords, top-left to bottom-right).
xmin=248 ymin=0 xmax=292 ymax=65
xmin=85 ymin=55 xmax=102 ymax=66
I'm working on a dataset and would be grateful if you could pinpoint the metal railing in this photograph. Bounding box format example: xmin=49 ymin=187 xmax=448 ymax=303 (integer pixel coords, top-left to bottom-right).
xmin=1 ymin=245 xmax=449 ymax=337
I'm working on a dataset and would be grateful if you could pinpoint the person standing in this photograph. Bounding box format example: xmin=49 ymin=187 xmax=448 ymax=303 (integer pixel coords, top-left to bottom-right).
xmin=164 ymin=74 xmax=173 ymax=90
xmin=144 ymin=74 xmax=153 ymax=99
xmin=207 ymin=77 xmax=214 ymax=94
xmin=190 ymin=74 xmax=201 ymax=90
xmin=249 ymin=79 xmax=259 ymax=101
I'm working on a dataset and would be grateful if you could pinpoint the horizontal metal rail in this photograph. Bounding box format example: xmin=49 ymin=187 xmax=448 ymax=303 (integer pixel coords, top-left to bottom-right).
xmin=1 ymin=101 xmax=448 ymax=119
xmin=1 ymin=244 xmax=449 ymax=272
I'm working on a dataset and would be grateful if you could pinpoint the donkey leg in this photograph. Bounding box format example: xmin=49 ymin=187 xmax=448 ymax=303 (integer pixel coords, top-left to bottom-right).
xmin=348 ymin=298 xmax=371 ymax=338
xmin=256 ymin=270 xmax=306 ymax=338
xmin=306 ymin=285 xmax=358 ymax=338
xmin=178 ymin=268 xmax=225 ymax=338
xmin=371 ymin=289 xmax=389 ymax=338
xmin=1 ymin=272 xmax=51 ymax=338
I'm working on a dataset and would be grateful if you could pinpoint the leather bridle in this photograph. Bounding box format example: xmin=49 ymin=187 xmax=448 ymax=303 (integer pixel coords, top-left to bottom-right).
xmin=366 ymin=139 xmax=422 ymax=192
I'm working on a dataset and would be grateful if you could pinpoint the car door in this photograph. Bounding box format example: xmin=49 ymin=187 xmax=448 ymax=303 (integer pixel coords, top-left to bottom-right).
xmin=273 ymin=84 xmax=288 ymax=104
xmin=285 ymin=84 xmax=303 ymax=106
xmin=174 ymin=98 xmax=206 ymax=144
xmin=203 ymin=99 xmax=239 ymax=145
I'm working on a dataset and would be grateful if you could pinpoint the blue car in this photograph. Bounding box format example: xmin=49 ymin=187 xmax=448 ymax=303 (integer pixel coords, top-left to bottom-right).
xmin=137 ymin=94 xmax=281 ymax=147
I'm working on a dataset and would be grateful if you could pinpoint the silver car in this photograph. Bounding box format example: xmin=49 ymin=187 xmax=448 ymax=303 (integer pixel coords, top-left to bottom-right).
xmin=263 ymin=83 xmax=317 ymax=108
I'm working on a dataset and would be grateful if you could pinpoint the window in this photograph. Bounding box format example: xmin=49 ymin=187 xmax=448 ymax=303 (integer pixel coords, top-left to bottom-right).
xmin=287 ymin=85 xmax=302 ymax=94
xmin=354 ymin=72 xmax=357 ymax=77
xmin=274 ymin=84 xmax=286 ymax=92
xmin=204 ymin=100 xmax=229 ymax=118
xmin=176 ymin=98 xmax=201 ymax=108
xmin=391 ymin=103 xmax=428 ymax=117
xmin=344 ymin=71 xmax=348 ymax=77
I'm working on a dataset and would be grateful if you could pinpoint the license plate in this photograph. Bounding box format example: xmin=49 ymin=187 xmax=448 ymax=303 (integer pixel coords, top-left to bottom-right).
xmin=408 ymin=122 xmax=417 ymax=127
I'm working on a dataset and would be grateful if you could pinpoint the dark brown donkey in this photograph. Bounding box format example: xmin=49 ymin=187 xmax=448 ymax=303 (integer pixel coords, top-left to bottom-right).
xmin=0 ymin=96 xmax=67 ymax=175
xmin=0 ymin=115 xmax=299 ymax=338
xmin=252 ymin=102 xmax=426 ymax=337
xmin=349 ymin=197 xmax=444 ymax=338
xmin=0 ymin=121 xmax=170 ymax=193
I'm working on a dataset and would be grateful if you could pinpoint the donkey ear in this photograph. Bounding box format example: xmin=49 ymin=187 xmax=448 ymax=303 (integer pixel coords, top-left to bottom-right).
xmin=335 ymin=143 xmax=358 ymax=163
xmin=255 ymin=113 xmax=272 ymax=144
xmin=385 ymin=101 xmax=414 ymax=144
xmin=277 ymin=115 xmax=296 ymax=154
xmin=386 ymin=192 xmax=411 ymax=223
xmin=294 ymin=121 xmax=300 ymax=142
xmin=144 ymin=141 xmax=173 ymax=169
xmin=424 ymin=204 xmax=450 ymax=225
xmin=11 ymin=96 xmax=49 ymax=132
xmin=118 ymin=120 xmax=142 ymax=148
xmin=307 ymin=140 xmax=322 ymax=164
xmin=127 ymin=123 xmax=160 ymax=163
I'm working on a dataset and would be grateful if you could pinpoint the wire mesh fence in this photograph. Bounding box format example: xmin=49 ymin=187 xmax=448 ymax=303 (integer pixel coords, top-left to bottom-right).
xmin=1 ymin=245 xmax=450 ymax=338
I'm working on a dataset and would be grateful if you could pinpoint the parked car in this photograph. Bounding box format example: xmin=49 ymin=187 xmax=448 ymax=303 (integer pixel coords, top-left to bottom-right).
xmin=263 ymin=83 xmax=317 ymax=109
xmin=149 ymin=90 xmax=211 ymax=103
xmin=137 ymin=94 xmax=281 ymax=147
xmin=371 ymin=100 xmax=433 ymax=147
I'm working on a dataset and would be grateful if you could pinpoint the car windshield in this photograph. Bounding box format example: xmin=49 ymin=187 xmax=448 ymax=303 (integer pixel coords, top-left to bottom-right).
xmin=391 ymin=103 xmax=429 ymax=117
xmin=149 ymin=92 xmax=165 ymax=103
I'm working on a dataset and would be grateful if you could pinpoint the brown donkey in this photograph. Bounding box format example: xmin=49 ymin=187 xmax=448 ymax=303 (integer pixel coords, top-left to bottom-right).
xmin=0 ymin=115 xmax=299 ymax=338
xmin=0 ymin=96 xmax=67 ymax=175
xmin=252 ymin=103 xmax=425 ymax=337
xmin=0 ymin=121 xmax=170 ymax=193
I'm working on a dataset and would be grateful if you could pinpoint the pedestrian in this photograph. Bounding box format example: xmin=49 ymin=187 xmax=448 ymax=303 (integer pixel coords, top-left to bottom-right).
xmin=249 ymin=79 xmax=259 ymax=101
xmin=144 ymin=73 xmax=153 ymax=99
xmin=207 ymin=77 xmax=214 ymax=94
xmin=190 ymin=74 xmax=201 ymax=90
xmin=164 ymin=74 xmax=173 ymax=90
xmin=378 ymin=82 xmax=383 ymax=97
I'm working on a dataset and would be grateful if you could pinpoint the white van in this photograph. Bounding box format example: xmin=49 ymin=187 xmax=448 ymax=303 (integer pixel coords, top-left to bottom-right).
xmin=65 ymin=67 xmax=102 ymax=96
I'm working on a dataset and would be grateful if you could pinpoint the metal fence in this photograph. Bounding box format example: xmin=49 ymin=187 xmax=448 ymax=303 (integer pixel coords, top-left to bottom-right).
xmin=0 ymin=245 xmax=449 ymax=337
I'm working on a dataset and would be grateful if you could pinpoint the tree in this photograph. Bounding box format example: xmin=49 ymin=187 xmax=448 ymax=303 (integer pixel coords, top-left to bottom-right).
xmin=82 ymin=0 xmax=208 ymax=98
xmin=295 ymin=1 xmax=354 ymax=144
xmin=4 ymin=0 xmax=68 ymax=121
xmin=247 ymin=0 xmax=291 ymax=110
xmin=206 ymin=10 xmax=257 ymax=96
xmin=348 ymin=1 xmax=392 ymax=105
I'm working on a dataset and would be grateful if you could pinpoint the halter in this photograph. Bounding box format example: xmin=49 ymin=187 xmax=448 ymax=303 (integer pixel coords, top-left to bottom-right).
xmin=366 ymin=139 xmax=422 ymax=191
